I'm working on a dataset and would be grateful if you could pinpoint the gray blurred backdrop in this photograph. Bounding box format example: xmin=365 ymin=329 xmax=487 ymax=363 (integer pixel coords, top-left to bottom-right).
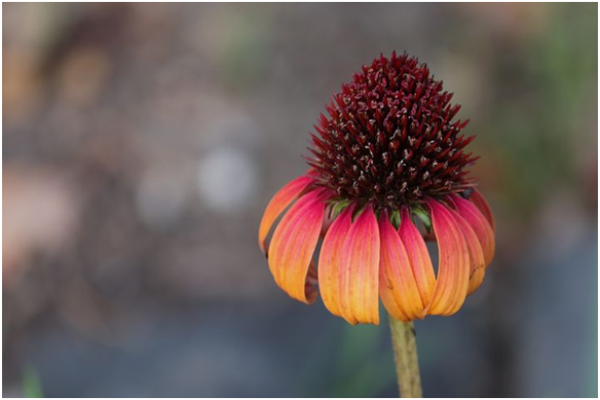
xmin=3 ymin=3 xmax=598 ymax=397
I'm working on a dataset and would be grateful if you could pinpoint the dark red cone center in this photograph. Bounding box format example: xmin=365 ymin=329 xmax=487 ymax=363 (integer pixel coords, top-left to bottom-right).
xmin=306 ymin=52 xmax=478 ymax=210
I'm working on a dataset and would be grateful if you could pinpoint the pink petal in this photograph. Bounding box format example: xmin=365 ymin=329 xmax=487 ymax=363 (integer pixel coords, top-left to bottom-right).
xmin=450 ymin=204 xmax=486 ymax=296
xmin=318 ymin=205 xmax=354 ymax=317
xmin=398 ymin=208 xmax=436 ymax=307
xmin=452 ymin=194 xmax=495 ymax=266
xmin=258 ymin=175 xmax=313 ymax=255
xmin=469 ymin=189 xmax=495 ymax=231
xmin=426 ymin=199 xmax=470 ymax=316
xmin=379 ymin=212 xmax=425 ymax=321
xmin=268 ymin=189 xmax=325 ymax=304
xmin=339 ymin=205 xmax=380 ymax=325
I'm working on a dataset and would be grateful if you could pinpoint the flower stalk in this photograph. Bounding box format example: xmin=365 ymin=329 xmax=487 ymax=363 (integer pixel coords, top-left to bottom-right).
xmin=389 ymin=317 xmax=422 ymax=398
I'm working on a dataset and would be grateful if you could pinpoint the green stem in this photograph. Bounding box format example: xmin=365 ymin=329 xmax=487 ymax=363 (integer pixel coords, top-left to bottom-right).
xmin=389 ymin=317 xmax=423 ymax=398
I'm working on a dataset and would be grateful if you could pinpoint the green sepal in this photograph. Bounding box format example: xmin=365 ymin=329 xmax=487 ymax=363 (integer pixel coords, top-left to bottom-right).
xmin=411 ymin=204 xmax=432 ymax=234
xmin=329 ymin=199 xmax=351 ymax=219
xmin=352 ymin=203 xmax=368 ymax=222
xmin=389 ymin=210 xmax=401 ymax=230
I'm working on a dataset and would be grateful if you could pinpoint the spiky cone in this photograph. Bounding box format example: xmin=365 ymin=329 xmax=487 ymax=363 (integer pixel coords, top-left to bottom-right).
xmin=258 ymin=52 xmax=496 ymax=397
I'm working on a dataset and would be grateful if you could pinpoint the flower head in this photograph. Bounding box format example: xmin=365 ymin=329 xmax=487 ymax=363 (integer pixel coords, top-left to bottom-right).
xmin=259 ymin=52 xmax=495 ymax=325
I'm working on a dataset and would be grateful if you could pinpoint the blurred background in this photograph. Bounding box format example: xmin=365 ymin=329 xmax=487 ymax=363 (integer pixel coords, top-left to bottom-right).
xmin=3 ymin=3 xmax=598 ymax=397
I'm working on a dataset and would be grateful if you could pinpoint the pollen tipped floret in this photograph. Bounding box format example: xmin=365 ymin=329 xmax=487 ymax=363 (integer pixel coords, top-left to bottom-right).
xmin=307 ymin=52 xmax=477 ymax=210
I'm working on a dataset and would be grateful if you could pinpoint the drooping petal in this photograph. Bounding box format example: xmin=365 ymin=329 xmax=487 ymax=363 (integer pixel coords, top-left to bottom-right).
xmin=379 ymin=213 xmax=424 ymax=321
xmin=268 ymin=189 xmax=325 ymax=304
xmin=339 ymin=205 xmax=380 ymax=325
xmin=398 ymin=208 xmax=436 ymax=308
xmin=469 ymin=189 xmax=495 ymax=231
xmin=258 ymin=175 xmax=313 ymax=254
xmin=450 ymin=207 xmax=486 ymax=296
xmin=318 ymin=205 xmax=354 ymax=317
xmin=426 ymin=199 xmax=470 ymax=316
xmin=452 ymin=194 xmax=495 ymax=266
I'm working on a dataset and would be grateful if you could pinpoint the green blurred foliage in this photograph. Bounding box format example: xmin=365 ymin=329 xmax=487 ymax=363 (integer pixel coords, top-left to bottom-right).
xmin=482 ymin=3 xmax=597 ymax=217
xmin=22 ymin=367 xmax=44 ymax=398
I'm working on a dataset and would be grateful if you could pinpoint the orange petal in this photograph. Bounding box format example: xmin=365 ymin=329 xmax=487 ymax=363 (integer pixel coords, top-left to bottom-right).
xmin=469 ymin=189 xmax=495 ymax=231
xmin=268 ymin=189 xmax=325 ymax=304
xmin=449 ymin=206 xmax=486 ymax=296
xmin=258 ymin=175 xmax=313 ymax=254
xmin=398 ymin=208 xmax=436 ymax=307
xmin=339 ymin=205 xmax=380 ymax=325
xmin=426 ymin=199 xmax=470 ymax=316
xmin=379 ymin=213 xmax=424 ymax=321
xmin=452 ymin=195 xmax=495 ymax=266
xmin=318 ymin=205 xmax=354 ymax=317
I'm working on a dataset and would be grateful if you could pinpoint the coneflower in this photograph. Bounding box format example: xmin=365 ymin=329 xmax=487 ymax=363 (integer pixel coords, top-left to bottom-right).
xmin=258 ymin=52 xmax=495 ymax=397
